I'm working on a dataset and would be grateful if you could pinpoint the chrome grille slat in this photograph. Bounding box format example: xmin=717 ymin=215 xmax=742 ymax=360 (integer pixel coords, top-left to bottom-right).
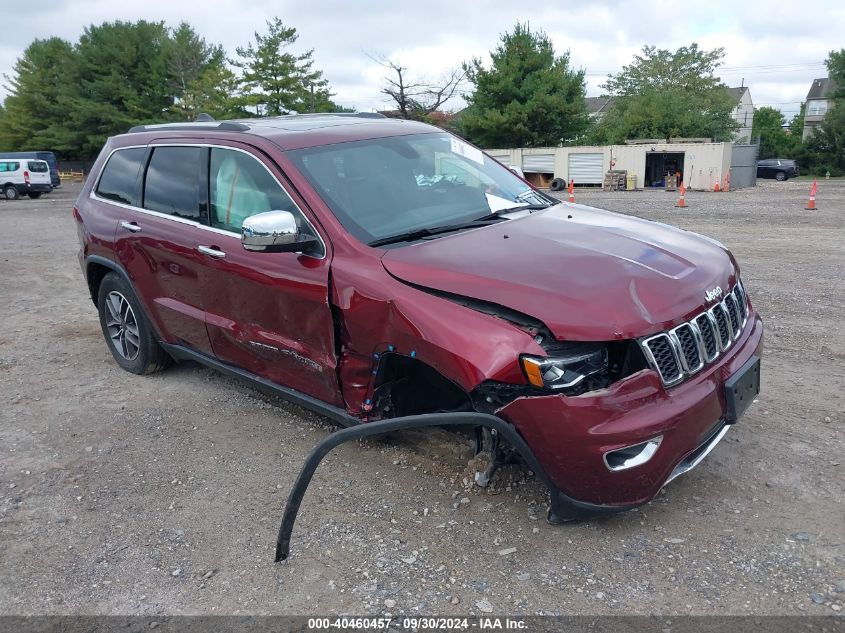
xmin=671 ymin=323 xmax=703 ymax=374
xmin=640 ymin=283 xmax=750 ymax=387
xmin=711 ymin=304 xmax=732 ymax=349
xmin=724 ymin=293 xmax=740 ymax=338
xmin=642 ymin=333 xmax=683 ymax=385
xmin=694 ymin=313 xmax=719 ymax=361
xmin=734 ymin=283 xmax=748 ymax=325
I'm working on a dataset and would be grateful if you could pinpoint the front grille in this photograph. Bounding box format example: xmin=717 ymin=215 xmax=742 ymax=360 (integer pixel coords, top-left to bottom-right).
xmin=673 ymin=323 xmax=702 ymax=372
xmin=640 ymin=283 xmax=750 ymax=387
xmin=694 ymin=314 xmax=719 ymax=361
xmin=724 ymin=294 xmax=740 ymax=335
xmin=642 ymin=334 xmax=682 ymax=384
xmin=712 ymin=304 xmax=731 ymax=348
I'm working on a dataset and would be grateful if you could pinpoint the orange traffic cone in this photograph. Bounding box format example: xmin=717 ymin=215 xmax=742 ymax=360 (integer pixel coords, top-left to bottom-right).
xmin=806 ymin=179 xmax=818 ymax=210
xmin=676 ymin=183 xmax=687 ymax=208
xmin=567 ymin=180 xmax=575 ymax=203
xmin=713 ymin=179 xmax=721 ymax=192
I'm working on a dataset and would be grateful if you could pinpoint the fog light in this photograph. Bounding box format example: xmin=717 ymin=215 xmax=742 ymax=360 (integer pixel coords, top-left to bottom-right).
xmin=603 ymin=436 xmax=663 ymax=472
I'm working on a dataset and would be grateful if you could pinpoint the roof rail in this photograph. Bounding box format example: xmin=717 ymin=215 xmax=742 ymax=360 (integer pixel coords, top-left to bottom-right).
xmin=261 ymin=112 xmax=386 ymax=120
xmin=126 ymin=121 xmax=250 ymax=133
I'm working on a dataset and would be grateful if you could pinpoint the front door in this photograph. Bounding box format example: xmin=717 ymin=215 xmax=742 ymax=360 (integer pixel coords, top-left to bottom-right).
xmin=198 ymin=144 xmax=343 ymax=407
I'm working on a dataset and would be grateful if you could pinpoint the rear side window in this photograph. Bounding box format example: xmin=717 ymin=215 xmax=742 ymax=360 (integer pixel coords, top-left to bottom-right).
xmin=143 ymin=146 xmax=202 ymax=219
xmin=96 ymin=148 xmax=146 ymax=206
xmin=0 ymin=161 xmax=20 ymax=172
xmin=27 ymin=161 xmax=48 ymax=172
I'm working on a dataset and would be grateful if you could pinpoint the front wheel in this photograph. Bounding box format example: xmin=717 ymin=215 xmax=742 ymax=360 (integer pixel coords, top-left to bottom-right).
xmin=775 ymin=171 xmax=786 ymax=181
xmin=97 ymin=273 xmax=171 ymax=374
xmin=4 ymin=185 xmax=19 ymax=200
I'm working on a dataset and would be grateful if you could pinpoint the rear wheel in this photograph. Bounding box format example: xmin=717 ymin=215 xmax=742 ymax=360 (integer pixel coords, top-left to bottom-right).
xmin=28 ymin=192 xmax=42 ymax=199
xmin=97 ymin=273 xmax=171 ymax=374
xmin=3 ymin=185 xmax=19 ymax=200
xmin=775 ymin=171 xmax=786 ymax=181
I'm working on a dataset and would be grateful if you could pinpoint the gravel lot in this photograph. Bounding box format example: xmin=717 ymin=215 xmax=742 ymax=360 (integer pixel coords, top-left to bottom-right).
xmin=0 ymin=179 xmax=842 ymax=616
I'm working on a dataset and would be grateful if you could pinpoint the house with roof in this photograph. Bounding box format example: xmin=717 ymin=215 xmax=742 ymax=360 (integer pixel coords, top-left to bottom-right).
xmin=726 ymin=86 xmax=754 ymax=143
xmin=802 ymin=78 xmax=838 ymax=140
xmin=585 ymin=96 xmax=614 ymax=121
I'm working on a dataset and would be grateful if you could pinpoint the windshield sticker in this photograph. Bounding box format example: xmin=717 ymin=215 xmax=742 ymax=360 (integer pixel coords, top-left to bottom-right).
xmin=451 ymin=138 xmax=484 ymax=165
xmin=485 ymin=193 xmax=529 ymax=213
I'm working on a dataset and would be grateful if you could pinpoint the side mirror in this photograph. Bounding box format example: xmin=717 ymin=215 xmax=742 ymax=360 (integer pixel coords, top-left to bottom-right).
xmin=241 ymin=210 xmax=318 ymax=254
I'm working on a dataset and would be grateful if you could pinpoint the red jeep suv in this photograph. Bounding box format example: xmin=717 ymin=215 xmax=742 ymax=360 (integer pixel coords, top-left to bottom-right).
xmin=74 ymin=114 xmax=762 ymax=538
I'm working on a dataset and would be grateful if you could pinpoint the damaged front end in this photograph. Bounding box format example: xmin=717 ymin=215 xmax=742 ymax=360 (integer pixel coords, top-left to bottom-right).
xmin=273 ymin=267 xmax=656 ymax=560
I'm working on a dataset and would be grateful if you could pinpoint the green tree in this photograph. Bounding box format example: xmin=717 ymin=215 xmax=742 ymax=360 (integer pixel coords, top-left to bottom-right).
xmin=459 ymin=23 xmax=588 ymax=148
xmin=55 ymin=20 xmax=174 ymax=158
xmin=796 ymin=48 xmax=845 ymax=176
xmin=752 ymin=106 xmax=789 ymax=158
xmin=232 ymin=17 xmax=337 ymax=115
xmin=592 ymin=43 xmax=738 ymax=143
xmin=164 ymin=23 xmax=242 ymax=119
xmin=0 ymin=37 xmax=75 ymax=153
xmin=789 ymin=103 xmax=805 ymax=138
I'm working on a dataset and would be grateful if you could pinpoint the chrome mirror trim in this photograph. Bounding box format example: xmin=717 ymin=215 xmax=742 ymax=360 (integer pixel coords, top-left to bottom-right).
xmin=242 ymin=210 xmax=299 ymax=251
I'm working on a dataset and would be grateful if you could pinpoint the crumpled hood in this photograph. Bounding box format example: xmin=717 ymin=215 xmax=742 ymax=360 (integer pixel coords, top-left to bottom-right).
xmin=381 ymin=204 xmax=737 ymax=340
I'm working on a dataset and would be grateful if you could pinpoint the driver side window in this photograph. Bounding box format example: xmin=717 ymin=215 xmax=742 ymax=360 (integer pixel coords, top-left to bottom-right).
xmin=209 ymin=148 xmax=299 ymax=233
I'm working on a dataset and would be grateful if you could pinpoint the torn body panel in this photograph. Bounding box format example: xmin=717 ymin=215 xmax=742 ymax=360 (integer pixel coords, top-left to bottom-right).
xmin=329 ymin=255 xmax=541 ymax=417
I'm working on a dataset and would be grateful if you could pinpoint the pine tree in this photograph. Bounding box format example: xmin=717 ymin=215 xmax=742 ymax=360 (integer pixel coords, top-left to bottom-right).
xmin=232 ymin=18 xmax=333 ymax=115
xmin=460 ymin=23 xmax=588 ymax=148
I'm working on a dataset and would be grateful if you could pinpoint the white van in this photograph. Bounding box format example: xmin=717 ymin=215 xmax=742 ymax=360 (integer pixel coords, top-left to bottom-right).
xmin=1 ymin=159 xmax=53 ymax=200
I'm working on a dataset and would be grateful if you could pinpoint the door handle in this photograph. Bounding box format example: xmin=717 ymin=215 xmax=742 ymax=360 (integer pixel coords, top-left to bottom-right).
xmin=198 ymin=245 xmax=226 ymax=259
xmin=120 ymin=221 xmax=141 ymax=233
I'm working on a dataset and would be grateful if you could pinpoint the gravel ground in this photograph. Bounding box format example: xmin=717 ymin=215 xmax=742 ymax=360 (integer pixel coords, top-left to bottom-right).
xmin=0 ymin=179 xmax=842 ymax=616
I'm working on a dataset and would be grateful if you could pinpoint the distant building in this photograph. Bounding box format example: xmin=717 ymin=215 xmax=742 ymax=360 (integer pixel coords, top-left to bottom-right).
xmin=726 ymin=86 xmax=754 ymax=143
xmin=585 ymin=96 xmax=614 ymax=121
xmin=802 ymin=78 xmax=838 ymax=140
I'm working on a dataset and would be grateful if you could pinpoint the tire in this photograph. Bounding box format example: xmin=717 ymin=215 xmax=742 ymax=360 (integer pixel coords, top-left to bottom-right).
xmin=28 ymin=192 xmax=42 ymax=199
xmin=4 ymin=185 xmax=19 ymax=200
xmin=96 ymin=272 xmax=171 ymax=375
xmin=775 ymin=171 xmax=786 ymax=181
xmin=549 ymin=178 xmax=567 ymax=192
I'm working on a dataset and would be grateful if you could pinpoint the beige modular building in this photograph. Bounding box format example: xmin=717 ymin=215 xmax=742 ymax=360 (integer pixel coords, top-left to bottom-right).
xmin=486 ymin=142 xmax=739 ymax=191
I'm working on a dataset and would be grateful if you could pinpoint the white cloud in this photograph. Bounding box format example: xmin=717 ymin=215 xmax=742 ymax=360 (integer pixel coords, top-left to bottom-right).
xmin=2 ymin=0 xmax=843 ymax=121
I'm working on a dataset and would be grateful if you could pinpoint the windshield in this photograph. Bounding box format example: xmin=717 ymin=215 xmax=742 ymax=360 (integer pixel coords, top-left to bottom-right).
xmin=287 ymin=132 xmax=551 ymax=245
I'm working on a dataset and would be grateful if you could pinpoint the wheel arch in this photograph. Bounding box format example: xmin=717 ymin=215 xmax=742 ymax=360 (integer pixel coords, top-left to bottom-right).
xmin=84 ymin=255 xmax=128 ymax=306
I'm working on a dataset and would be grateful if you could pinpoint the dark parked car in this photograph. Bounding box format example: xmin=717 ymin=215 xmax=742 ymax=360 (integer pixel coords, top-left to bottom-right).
xmin=756 ymin=158 xmax=799 ymax=181
xmin=73 ymin=114 xmax=763 ymax=543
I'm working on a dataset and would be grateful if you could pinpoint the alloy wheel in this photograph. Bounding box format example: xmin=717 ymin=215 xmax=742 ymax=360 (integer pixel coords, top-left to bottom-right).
xmin=104 ymin=291 xmax=140 ymax=360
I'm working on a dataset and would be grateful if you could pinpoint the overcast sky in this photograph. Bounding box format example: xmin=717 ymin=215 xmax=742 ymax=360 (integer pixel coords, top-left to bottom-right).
xmin=3 ymin=0 xmax=843 ymax=120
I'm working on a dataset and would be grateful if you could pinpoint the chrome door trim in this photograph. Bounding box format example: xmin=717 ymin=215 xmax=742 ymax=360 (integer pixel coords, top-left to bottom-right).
xmin=90 ymin=143 xmax=328 ymax=259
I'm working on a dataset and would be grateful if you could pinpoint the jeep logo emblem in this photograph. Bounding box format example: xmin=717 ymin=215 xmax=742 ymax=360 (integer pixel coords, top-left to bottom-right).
xmin=705 ymin=286 xmax=723 ymax=302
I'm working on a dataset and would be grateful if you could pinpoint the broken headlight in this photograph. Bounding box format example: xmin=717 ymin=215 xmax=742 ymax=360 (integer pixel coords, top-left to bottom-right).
xmin=520 ymin=343 xmax=609 ymax=394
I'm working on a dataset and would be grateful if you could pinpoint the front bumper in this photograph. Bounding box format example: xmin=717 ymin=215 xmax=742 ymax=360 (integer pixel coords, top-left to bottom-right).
xmin=499 ymin=312 xmax=763 ymax=508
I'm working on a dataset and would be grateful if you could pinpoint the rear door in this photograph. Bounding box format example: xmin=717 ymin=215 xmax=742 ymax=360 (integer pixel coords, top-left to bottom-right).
xmin=110 ymin=144 xmax=213 ymax=355
xmin=26 ymin=161 xmax=52 ymax=187
xmin=197 ymin=143 xmax=342 ymax=406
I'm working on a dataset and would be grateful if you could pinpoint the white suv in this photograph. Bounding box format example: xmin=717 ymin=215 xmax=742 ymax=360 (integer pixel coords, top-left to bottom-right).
xmin=1 ymin=159 xmax=53 ymax=200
